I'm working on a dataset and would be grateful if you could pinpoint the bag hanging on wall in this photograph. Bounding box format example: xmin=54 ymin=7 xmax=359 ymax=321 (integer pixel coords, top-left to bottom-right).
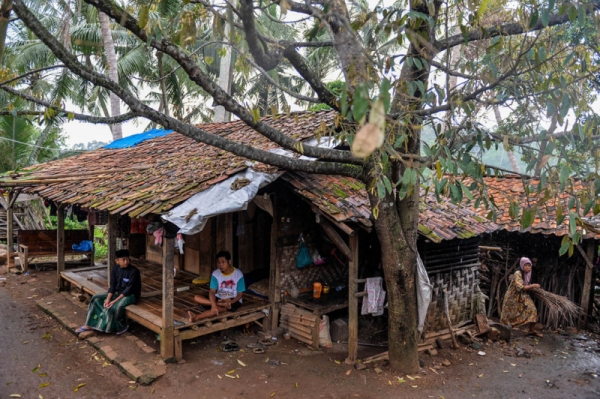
xmin=295 ymin=241 xmax=312 ymax=268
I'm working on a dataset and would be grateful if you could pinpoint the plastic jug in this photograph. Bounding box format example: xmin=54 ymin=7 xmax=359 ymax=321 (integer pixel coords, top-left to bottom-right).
xmin=313 ymin=282 xmax=322 ymax=298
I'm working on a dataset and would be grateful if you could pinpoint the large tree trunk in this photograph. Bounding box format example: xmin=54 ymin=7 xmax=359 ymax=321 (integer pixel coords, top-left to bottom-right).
xmin=369 ymin=189 xmax=420 ymax=373
xmin=98 ymin=11 xmax=122 ymax=140
xmin=0 ymin=0 xmax=12 ymax=65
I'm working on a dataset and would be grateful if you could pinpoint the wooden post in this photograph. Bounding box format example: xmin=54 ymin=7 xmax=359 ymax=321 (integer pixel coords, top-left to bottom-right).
xmin=56 ymin=204 xmax=65 ymax=292
xmin=346 ymin=230 xmax=359 ymax=364
xmin=6 ymin=191 xmax=13 ymax=270
xmin=161 ymin=236 xmax=176 ymax=362
xmin=88 ymin=224 xmax=95 ymax=266
xmin=265 ymin=196 xmax=280 ymax=331
xmin=107 ymin=213 xmax=118 ymax=287
xmin=578 ymin=240 xmax=597 ymax=330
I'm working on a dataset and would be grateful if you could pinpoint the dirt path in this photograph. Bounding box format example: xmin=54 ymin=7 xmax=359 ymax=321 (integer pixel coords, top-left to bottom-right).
xmin=1 ymin=269 xmax=599 ymax=399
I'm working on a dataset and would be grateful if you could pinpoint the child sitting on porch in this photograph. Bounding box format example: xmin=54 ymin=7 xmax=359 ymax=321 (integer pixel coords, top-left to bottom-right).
xmin=187 ymin=250 xmax=246 ymax=323
xmin=75 ymin=249 xmax=141 ymax=336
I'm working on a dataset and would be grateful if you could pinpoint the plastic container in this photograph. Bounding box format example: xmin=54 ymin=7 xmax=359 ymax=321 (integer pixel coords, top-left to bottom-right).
xmin=290 ymin=287 xmax=299 ymax=299
xmin=313 ymin=282 xmax=322 ymax=298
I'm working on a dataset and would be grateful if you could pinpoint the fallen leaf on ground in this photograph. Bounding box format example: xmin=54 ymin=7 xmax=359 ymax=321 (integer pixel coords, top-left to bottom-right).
xmin=41 ymin=333 xmax=51 ymax=339
xmin=226 ymin=370 xmax=236 ymax=375
xmin=511 ymin=363 xmax=516 ymax=367
xmin=503 ymin=370 xmax=509 ymax=373
xmin=39 ymin=373 xmax=48 ymax=377
xmin=74 ymin=383 xmax=86 ymax=392
xmin=39 ymin=395 xmax=44 ymax=399
xmin=264 ymin=357 xmax=269 ymax=363
xmin=429 ymin=367 xmax=438 ymax=375
xmin=217 ymin=375 xmax=222 ymax=379
xmin=295 ymin=382 xmax=299 ymax=388
xmin=102 ymin=362 xmax=110 ymax=368
xmin=518 ymin=374 xmax=523 ymax=378
xmin=225 ymin=374 xmax=236 ymax=379
xmin=237 ymin=360 xmax=246 ymax=367
xmin=411 ymin=385 xmax=418 ymax=388
xmin=22 ymin=341 xmax=29 ymax=345
xmin=9 ymin=395 xmax=21 ymax=398
xmin=39 ymin=382 xmax=50 ymax=388
xmin=346 ymin=370 xmax=351 ymax=375
xmin=398 ymin=378 xmax=406 ymax=383
xmin=478 ymin=374 xmax=483 ymax=378
xmin=32 ymin=364 xmax=40 ymax=373
xmin=236 ymin=374 xmax=239 ymax=379
xmin=151 ymin=388 xmax=155 ymax=394
xmin=270 ymin=392 xmax=276 ymax=397
xmin=334 ymin=360 xmax=341 ymax=364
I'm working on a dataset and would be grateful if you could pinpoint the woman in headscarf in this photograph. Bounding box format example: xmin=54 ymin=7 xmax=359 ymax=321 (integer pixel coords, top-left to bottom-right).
xmin=500 ymin=257 xmax=543 ymax=337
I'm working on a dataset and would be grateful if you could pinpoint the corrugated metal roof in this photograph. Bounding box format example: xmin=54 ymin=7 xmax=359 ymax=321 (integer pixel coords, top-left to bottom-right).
xmin=282 ymin=172 xmax=499 ymax=242
xmin=20 ymin=111 xmax=337 ymax=217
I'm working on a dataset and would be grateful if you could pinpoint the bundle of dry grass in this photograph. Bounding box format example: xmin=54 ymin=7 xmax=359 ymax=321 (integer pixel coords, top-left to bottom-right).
xmin=529 ymin=288 xmax=582 ymax=327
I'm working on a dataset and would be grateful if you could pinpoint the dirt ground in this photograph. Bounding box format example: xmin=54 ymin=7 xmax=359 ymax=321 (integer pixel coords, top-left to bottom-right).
xmin=1 ymin=268 xmax=599 ymax=399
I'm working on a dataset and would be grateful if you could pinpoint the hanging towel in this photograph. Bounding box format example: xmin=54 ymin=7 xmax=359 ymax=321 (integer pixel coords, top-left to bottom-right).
xmin=361 ymin=277 xmax=386 ymax=316
xmin=176 ymin=233 xmax=185 ymax=254
xmin=153 ymin=227 xmax=164 ymax=246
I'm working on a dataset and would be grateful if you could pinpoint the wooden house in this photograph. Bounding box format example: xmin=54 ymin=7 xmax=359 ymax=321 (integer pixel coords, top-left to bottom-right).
xmin=3 ymin=111 xmax=501 ymax=363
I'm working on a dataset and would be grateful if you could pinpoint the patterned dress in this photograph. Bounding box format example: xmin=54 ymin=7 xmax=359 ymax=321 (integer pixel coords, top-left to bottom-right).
xmin=500 ymin=270 xmax=537 ymax=327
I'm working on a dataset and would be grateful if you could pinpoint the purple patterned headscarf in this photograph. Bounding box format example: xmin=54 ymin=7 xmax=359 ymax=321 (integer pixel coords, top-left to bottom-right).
xmin=519 ymin=257 xmax=532 ymax=285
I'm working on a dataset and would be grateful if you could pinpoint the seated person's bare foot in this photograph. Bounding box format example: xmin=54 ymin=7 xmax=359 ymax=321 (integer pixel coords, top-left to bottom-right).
xmin=218 ymin=300 xmax=232 ymax=309
xmin=187 ymin=310 xmax=197 ymax=323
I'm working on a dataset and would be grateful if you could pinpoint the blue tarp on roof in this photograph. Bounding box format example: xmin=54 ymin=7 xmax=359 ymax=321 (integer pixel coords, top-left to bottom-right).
xmin=103 ymin=129 xmax=174 ymax=149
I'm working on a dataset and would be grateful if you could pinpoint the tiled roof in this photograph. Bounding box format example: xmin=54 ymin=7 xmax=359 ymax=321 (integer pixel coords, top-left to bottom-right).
xmin=282 ymin=172 xmax=499 ymax=242
xmin=466 ymin=175 xmax=600 ymax=239
xmin=19 ymin=111 xmax=337 ymax=217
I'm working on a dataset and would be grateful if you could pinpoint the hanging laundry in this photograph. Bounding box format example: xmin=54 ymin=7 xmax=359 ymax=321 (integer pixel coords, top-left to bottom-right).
xmin=153 ymin=227 xmax=164 ymax=246
xmin=361 ymin=277 xmax=386 ymax=316
xmin=176 ymin=234 xmax=185 ymax=254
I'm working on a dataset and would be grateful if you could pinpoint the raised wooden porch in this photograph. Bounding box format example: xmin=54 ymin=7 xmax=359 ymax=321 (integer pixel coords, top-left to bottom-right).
xmin=61 ymin=258 xmax=269 ymax=361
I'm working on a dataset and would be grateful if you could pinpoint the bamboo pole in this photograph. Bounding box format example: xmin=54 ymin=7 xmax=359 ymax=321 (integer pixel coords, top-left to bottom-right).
xmin=161 ymin=236 xmax=176 ymax=361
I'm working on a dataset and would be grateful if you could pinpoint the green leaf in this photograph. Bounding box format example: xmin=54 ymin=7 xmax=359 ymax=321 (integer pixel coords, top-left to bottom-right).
xmin=380 ymin=79 xmax=391 ymax=113
xmin=559 ymin=240 xmax=570 ymax=256
xmin=541 ymin=8 xmax=549 ymax=26
xmin=138 ymin=6 xmax=150 ymax=29
xmin=559 ymin=165 xmax=570 ymax=185
xmin=521 ymin=208 xmax=535 ymax=228
xmin=39 ymin=382 xmax=50 ymax=388
xmin=477 ymin=0 xmax=491 ymax=18
xmin=376 ymin=180 xmax=386 ymax=199
xmin=382 ymin=175 xmax=393 ymax=194
xmin=568 ymin=5 xmax=577 ymax=23
xmin=352 ymin=84 xmax=369 ymax=122
xmin=559 ymin=94 xmax=571 ymax=119
xmin=569 ymin=213 xmax=576 ymax=237
xmin=205 ymin=56 xmax=214 ymax=65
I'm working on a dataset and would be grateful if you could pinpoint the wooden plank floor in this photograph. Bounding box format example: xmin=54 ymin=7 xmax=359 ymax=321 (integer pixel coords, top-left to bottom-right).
xmin=62 ymin=259 xmax=270 ymax=328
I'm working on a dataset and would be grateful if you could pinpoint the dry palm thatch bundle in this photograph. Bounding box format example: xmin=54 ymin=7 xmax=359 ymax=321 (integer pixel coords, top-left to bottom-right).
xmin=529 ymin=288 xmax=582 ymax=327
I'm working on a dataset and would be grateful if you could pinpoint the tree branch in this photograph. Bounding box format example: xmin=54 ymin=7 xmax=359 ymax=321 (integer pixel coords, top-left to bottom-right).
xmin=238 ymin=0 xmax=283 ymax=70
xmin=12 ymin=0 xmax=361 ymax=177
xmin=0 ymin=85 xmax=139 ymax=124
xmin=82 ymin=0 xmax=358 ymax=164
xmin=0 ymin=65 xmax=66 ymax=87
xmin=435 ymin=2 xmax=600 ymax=53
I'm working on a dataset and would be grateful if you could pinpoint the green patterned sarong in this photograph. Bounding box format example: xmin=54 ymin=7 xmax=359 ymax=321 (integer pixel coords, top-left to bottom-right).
xmin=85 ymin=293 xmax=136 ymax=333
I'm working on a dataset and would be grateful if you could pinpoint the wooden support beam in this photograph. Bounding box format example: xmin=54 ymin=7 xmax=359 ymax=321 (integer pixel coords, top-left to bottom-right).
xmin=56 ymin=204 xmax=65 ymax=291
xmin=578 ymin=241 xmax=597 ymax=330
xmin=88 ymin=224 xmax=95 ymax=267
xmin=319 ymin=219 xmax=352 ymax=260
xmin=346 ymin=230 xmax=359 ymax=364
xmin=266 ymin=198 xmax=280 ymax=331
xmin=6 ymin=191 xmax=13 ymax=270
xmin=107 ymin=213 xmax=118 ymax=288
xmin=161 ymin=236 xmax=176 ymax=362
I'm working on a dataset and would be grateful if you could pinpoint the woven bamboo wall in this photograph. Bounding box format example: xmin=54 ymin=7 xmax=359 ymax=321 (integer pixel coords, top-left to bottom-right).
xmin=419 ymin=237 xmax=481 ymax=332
xmin=425 ymin=266 xmax=479 ymax=331
xmin=279 ymin=243 xmax=347 ymax=292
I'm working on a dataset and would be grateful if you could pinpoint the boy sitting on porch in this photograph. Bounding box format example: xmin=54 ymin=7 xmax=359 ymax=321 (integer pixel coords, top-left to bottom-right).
xmin=188 ymin=250 xmax=246 ymax=323
xmin=75 ymin=249 xmax=141 ymax=336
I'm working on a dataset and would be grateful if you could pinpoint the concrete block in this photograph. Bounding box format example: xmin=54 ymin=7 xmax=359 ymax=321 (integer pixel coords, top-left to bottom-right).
xmin=330 ymin=318 xmax=348 ymax=342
